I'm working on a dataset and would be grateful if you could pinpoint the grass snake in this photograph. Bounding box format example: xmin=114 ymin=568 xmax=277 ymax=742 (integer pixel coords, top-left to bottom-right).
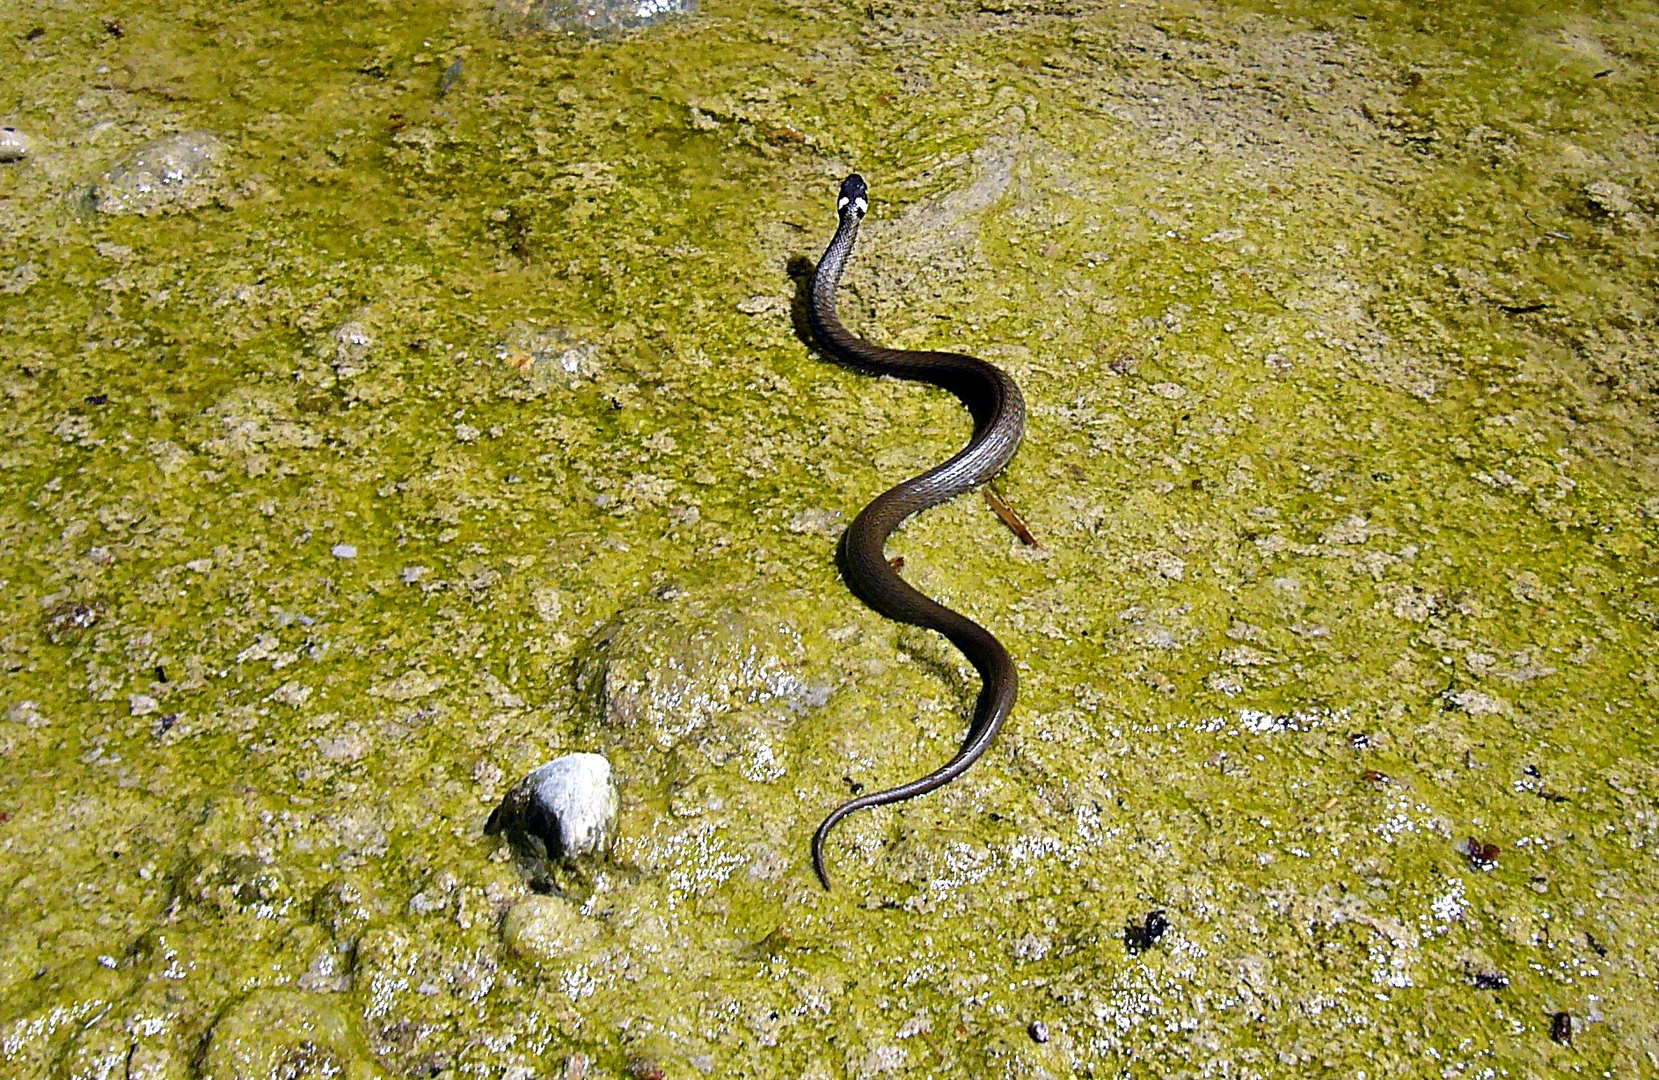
xmin=806 ymin=174 xmax=1027 ymax=890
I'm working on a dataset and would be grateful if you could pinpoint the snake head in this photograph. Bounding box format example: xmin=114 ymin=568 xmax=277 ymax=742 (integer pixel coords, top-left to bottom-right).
xmin=837 ymin=174 xmax=868 ymax=219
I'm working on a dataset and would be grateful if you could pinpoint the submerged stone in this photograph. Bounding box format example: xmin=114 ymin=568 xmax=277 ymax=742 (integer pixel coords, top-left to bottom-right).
xmin=197 ymin=988 xmax=380 ymax=1080
xmin=573 ymin=585 xmax=830 ymax=757
xmin=0 ymin=127 xmax=30 ymax=163
xmin=493 ymin=323 xmax=598 ymax=398
xmin=93 ymin=131 xmax=226 ymax=216
xmin=1585 ymin=179 xmax=1634 ymax=217
xmin=332 ymin=320 xmax=373 ymax=379
xmin=488 ymin=752 xmax=620 ymax=867
xmin=496 ymin=0 xmax=696 ymax=38
xmin=501 ymin=893 xmax=602 ymax=963
xmin=0 ymin=260 xmax=38 ymax=295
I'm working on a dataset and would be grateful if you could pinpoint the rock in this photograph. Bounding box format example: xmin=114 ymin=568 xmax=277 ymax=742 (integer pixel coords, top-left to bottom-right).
xmin=1585 ymin=179 xmax=1633 ymax=217
xmin=487 ymin=753 xmax=619 ymax=867
xmin=367 ymin=670 xmax=444 ymax=702
xmin=58 ymin=976 xmax=192 ymax=1080
xmin=197 ymin=989 xmax=379 ymax=1080
xmin=493 ymin=324 xmax=598 ymax=398
xmin=93 ymin=132 xmax=225 ymax=216
xmin=333 ymin=321 xmax=373 ymax=379
xmin=496 ymin=0 xmax=696 ymax=38
xmin=0 ymin=128 xmax=29 ymax=163
xmin=501 ymin=893 xmax=602 ymax=963
xmin=1445 ymin=688 xmax=1507 ymax=716
xmin=126 ymin=1041 xmax=187 ymax=1080
xmin=309 ymin=877 xmax=385 ymax=943
xmin=573 ymin=586 xmax=829 ymax=756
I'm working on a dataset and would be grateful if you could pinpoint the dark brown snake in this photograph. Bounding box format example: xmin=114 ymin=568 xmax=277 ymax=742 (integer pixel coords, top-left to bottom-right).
xmin=806 ymin=175 xmax=1027 ymax=890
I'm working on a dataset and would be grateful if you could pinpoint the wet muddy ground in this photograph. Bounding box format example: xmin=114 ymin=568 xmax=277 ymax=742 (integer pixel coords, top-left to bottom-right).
xmin=2 ymin=0 xmax=1657 ymax=1076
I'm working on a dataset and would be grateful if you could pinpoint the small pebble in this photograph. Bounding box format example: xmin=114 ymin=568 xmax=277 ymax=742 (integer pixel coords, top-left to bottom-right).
xmin=333 ymin=320 xmax=372 ymax=378
xmin=1028 ymin=1020 xmax=1050 ymax=1044
xmin=0 ymin=128 xmax=29 ymax=163
xmin=331 ymin=544 xmax=357 ymax=559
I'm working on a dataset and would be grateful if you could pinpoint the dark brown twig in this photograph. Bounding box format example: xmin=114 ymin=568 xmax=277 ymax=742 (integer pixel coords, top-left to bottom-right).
xmin=984 ymin=485 xmax=1044 ymax=548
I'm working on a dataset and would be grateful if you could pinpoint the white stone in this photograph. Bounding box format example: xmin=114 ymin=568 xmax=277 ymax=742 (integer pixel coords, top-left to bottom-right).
xmin=527 ymin=754 xmax=617 ymax=858
xmin=0 ymin=128 xmax=30 ymax=163
xmin=490 ymin=753 xmax=619 ymax=862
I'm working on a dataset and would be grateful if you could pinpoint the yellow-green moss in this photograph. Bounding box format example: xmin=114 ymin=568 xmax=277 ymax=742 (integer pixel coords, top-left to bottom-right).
xmin=2 ymin=0 xmax=1657 ymax=1076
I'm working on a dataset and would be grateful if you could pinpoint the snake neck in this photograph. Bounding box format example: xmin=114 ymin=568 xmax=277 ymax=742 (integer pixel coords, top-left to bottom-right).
xmin=808 ymin=212 xmax=864 ymax=356
xmin=809 ymin=213 xmax=1024 ymax=452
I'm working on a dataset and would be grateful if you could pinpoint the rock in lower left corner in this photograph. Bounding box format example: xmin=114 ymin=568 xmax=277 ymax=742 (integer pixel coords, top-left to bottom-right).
xmin=487 ymin=752 xmax=619 ymax=864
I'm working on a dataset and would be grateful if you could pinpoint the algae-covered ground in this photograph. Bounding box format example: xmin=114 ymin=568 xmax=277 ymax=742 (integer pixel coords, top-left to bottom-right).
xmin=3 ymin=0 xmax=1659 ymax=1075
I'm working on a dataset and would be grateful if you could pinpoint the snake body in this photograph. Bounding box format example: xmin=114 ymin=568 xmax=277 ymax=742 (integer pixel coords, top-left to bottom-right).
xmin=806 ymin=174 xmax=1027 ymax=890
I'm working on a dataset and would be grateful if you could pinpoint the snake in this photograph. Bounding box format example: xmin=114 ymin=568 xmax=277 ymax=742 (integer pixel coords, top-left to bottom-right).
xmin=806 ymin=174 xmax=1027 ymax=890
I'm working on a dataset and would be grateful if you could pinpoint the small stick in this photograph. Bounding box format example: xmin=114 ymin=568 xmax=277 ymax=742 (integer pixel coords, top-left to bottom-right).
xmin=984 ymin=486 xmax=1044 ymax=548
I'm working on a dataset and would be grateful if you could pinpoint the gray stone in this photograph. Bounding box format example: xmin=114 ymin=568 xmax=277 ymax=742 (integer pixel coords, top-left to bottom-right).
xmin=496 ymin=0 xmax=696 ymax=37
xmin=333 ymin=321 xmax=373 ymax=379
xmin=0 ymin=128 xmax=29 ymax=163
xmin=488 ymin=752 xmax=619 ymax=867
xmin=93 ymin=131 xmax=225 ymax=216
xmin=573 ymin=585 xmax=829 ymax=756
xmin=501 ymin=893 xmax=602 ymax=963
xmin=493 ymin=324 xmax=598 ymax=398
xmin=197 ymin=989 xmax=378 ymax=1080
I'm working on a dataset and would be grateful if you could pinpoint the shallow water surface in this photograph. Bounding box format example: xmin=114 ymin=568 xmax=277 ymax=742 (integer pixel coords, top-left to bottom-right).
xmin=2 ymin=0 xmax=1657 ymax=1076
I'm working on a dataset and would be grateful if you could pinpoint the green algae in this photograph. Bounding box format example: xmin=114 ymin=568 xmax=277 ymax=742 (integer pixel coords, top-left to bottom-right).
xmin=2 ymin=0 xmax=1658 ymax=1076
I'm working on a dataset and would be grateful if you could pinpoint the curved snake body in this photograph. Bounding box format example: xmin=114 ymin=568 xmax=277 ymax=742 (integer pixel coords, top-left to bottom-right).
xmin=806 ymin=174 xmax=1027 ymax=890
